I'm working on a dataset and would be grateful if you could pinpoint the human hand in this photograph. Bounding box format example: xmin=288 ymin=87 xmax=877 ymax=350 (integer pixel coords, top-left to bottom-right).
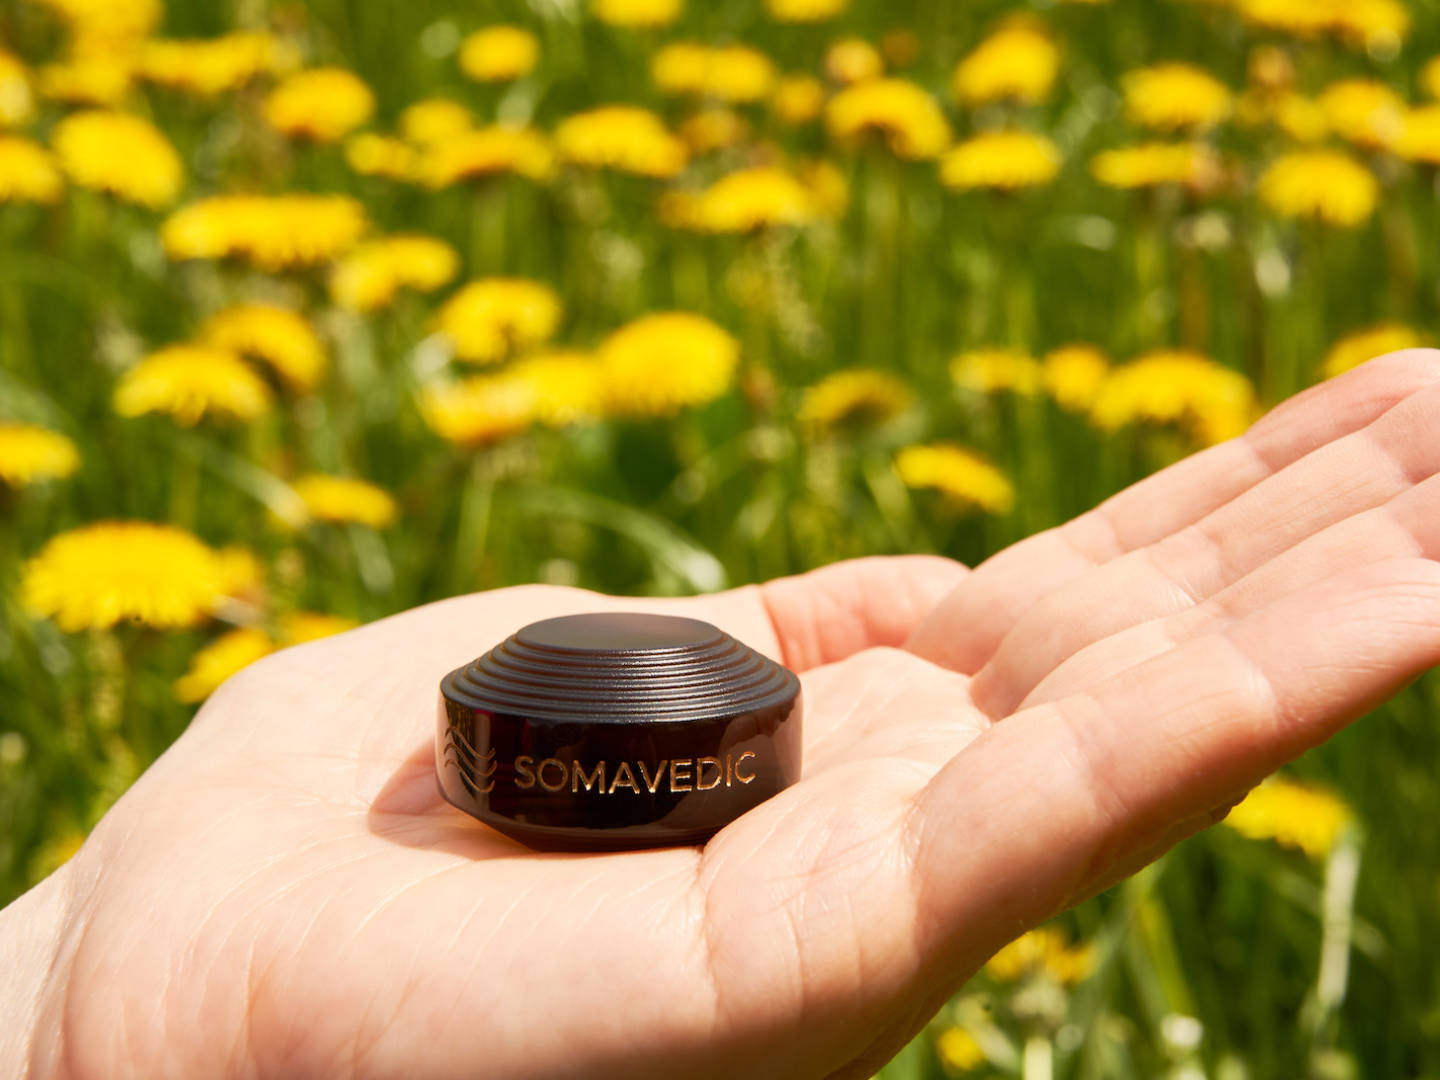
xmin=6 ymin=352 xmax=1440 ymax=1080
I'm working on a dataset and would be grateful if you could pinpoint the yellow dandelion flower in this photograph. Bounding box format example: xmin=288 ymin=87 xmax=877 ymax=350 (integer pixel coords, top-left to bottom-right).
xmin=951 ymin=348 xmax=1043 ymax=395
xmin=986 ymin=925 xmax=1096 ymax=985
xmin=1223 ymin=776 xmax=1353 ymax=860
xmin=952 ymin=21 xmax=1059 ymax=106
xmin=1423 ymin=57 xmax=1440 ymax=100
xmin=114 ymin=344 xmax=273 ymax=426
xmin=419 ymin=373 xmax=539 ymax=446
xmin=1090 ymin=142 xmax=1223 ymax=192
xmin=1043 ymin=345 xmax=1110 ymax=412
xmin=681 ymin=166 xmax=817 ymax=232
xmin=599 ymin=312 xmax=739 ymax=417
xmin=30 ymin=0 xmax=162 ymax=41
xmin=934 ymin=1027 xmax=986 ymax=1073
xmin=940 ymin=131 xmax=1061 ymax=192
xmin=1396 ymin=105 xmax=1440 ymax=167
xmin=653 ymin=43 xmax=776 ymax=104
xmin=555 ymin=105 xmax=688 ymax=178
xmin=1321 ymin=323 xmax=1425 ymax=379
xmin=1235 ymin=92 xmax=1329 ymax=143
xmin=162 ymin=194 xmax=368 ymax=270
xmin=21 ymin=521 xmax=242 ymax=632
xmin=0 ymin=423 xmax=80 ymax=486
xmin=1257 ymin=149 xmax=1377 ymax=228
xmin=437 ymin=278 xmax=563 ymax=363
xmin=264 ymin=68 xmax=375 ymax=142
xmin=345 ymin=134 xmax=420 ymax=181
xmin=214 ymin=546 xmax=264 ymax=601
xmin=139 ymin=32 xmax=287 ymax=96
xmin=1318 ymin=79 xmax=1405 ymax=151
xmin=37 ymin=54 xmax=135 ymax=108
xmin=1123 ymin=63 xmax=1232 ymax=132
xmin=421 ymin=125 xmax=555 ymax=187
xmin=509 ymin=350 xmax=606 ymax=426
xmin=400 ymin=99 xmax=474 ymax=144
xmin=894 ymin=444 xmax=1015 ymax=514
xmin=330 ymin=234 xmax=459 ymax=312
xmin=0 ymin=135 xmax=64 ymax=204
xmin=797 ymin=369 xmax=912 ymax=429
xmin=174 ymin=627 xmax=275 ymax=703
xmin=772 ymin=75 xmax=825 ymax=126
xmin=1236 ymin=0 xmax=1408 ymax=49
xmin=1091 ymin=349 xmax=1257 ymax=446
xmin=825 ymin=38 xmax=885 ymax=86
xmin=0 ymin=50 xmax=36 ymax=127
xmin=200 ymin=304 xmax=325 ymax=391
xmin=280 ymin=611 xmax=359 ymax=643
xmin=291 ymin=474 xmax=398 ymax=529
xmin=591 ymin=0 xmax=682 ymax=28
xmin=52 ymin=110 xmax=182 ymax=208
xmin=826 ymin=78 xmax=951 ymax=160
xmin=679 ymin=108 xmax=749 ymax=154
xmin=459 ymin=25 xmax=539 ymax=83
xmin=766 ymin=0 xmax=847 ymax=21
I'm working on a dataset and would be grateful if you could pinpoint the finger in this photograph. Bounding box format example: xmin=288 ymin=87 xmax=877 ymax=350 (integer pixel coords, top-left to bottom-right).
xmin=907 ymin=349 xmax=1440 ymax=675
xmin=970 ymin=372 xmax=1440 ymax=717
xmin=904 ymin=555 xmax=1440 ymax=979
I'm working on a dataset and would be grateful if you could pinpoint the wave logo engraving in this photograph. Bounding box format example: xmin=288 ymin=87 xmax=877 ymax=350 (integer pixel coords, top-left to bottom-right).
xmin=446 ymin=724 xmax=498 ymax=795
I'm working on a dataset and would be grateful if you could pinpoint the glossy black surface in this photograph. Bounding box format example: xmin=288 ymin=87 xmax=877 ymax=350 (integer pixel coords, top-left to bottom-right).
xmin=436 ymin=613 xmax=803 ymax=851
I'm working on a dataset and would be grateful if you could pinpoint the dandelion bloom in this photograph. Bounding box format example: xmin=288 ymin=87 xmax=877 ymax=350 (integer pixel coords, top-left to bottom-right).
xmin=986 ymin=925 xmax=1095 ymax=985
xmin=0 ymin=423 xmax=80 ymax=486
xmin=459 ymin=25 xmax=539 ymax=82
xmin=174 ymin=627 xmax=274 ymax=702
xmin=345 ymin=134 xmax=420 ymax=181
xmin=509 ymin=350 xmax=606 ymax=426
xmin=555 ymin=106 xmax=687 ymax=178
xmin=766 ymin=0 xmax=847 ymax=21
xmin=952 ymin=21 xmax=1059 ymax=106
xmin=1424 ymin=57 xmax=1440 ymax=100
xmin=1257 ymin=149 xmax=1377 ymax=228
xmin=29 ymin=0 xmax=162 ymax=41
xmin=796 ymin=369 xmax=912 ymax=429
xmin=418 ymin=374 xmax=539 ymax=446
xmin=1235 ymin=0 xmax=1408 ymax=50
xmin=139 ymin=32 xmax=287 ymax=96
xmin=590 ymin=0 xmax=682 ymax=28
xmin=291 ymin=474 xmax=398 ymax=529
xmin=1236 ymin=91 xmax=1327 ymax=143
xmin=679 ymin=108 xmax=749 ymax=154
xmin=52 ymin=110 xmax=182 ymax=207
xmin=824 ymin=39 xmax=884 ymax=86
xmin=894 ymin=444 xmax=1015 ymax=514
xmin=1090 ymin=142 xmax=1223 ymax=192
xmin=1321 ymin=324 xmax=1425 ymax=379
xmin=1042 ymin=345 xmax=1110 ymax=412
xmin=1122 ymin=63 xmax=1232 ymax=132
xmin=1395 ymin=105 xmax=1440 ymax=167
xmin=114 ymin=344 xmax=273 ymax=425
xmin=21 ymin=521 xmax=244 ymax=632
xmin=200 ymin=304 xmax=326 ymax=390
xmin=0 ymin=50 xmax=36 ymax=127
xmin=0 ymin=136 xmax=64 ymax=204
xmin=421 ymin=126 xmax=554 ymax=187
xmin=330 ymin=234 xmax=459 ymax=312
xmin=599 ymin=312 xmax=739 ymax=417
xmin=951 ymin=349 xmax=1043 ymax=395
xmin=652 ymin=43 xmax=776 ymax=104
xmin=826 ymin=78 xmax=951 ymax=159
xmin=934 ymin=1028 xmax=985 ymax=1073
xmin=672 ymin=166 xmax=817 ymax=232
xmin=940 ymin=131 xmax=1061 ymax=192
xmin=1090 ymin=349 xmax=1256 ymax=445
xmin=400 ymin=99 xmax=474 ymax=144
xmin=1223 ymin=776 xmax=1352 ymax=860
xmin=264 ymin=68 xmax=375 ymax=142
xmin=437 ymin=279 xmax=563 ymax=363
xmin=771 ymin=75 xmax=825 ymax=126
xmin=162 ymin=194 xmax=368 ymax=269
xmin=37 ymin=54 xmax=135 ymax=108
xmin=1317 ymin=79 xmax=1405 ymax=151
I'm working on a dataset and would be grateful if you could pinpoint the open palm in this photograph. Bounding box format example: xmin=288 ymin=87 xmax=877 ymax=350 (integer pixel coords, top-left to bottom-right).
xmin=11 ymin=352 xmax=1440 ymax=1080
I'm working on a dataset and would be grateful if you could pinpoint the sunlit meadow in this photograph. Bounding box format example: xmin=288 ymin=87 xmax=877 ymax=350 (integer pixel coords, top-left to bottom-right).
xmin=3 ymin=0 xmax=1440 ymax=1074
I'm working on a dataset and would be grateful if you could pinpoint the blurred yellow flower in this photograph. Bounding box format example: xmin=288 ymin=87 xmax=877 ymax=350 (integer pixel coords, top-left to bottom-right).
xmin=419 ymin=374 xmax=539 ymax=446
xmin=766 ymin=0 xmax=847 ymax=21
xmin=30 ymin=0 xmax=161 ymax=40
xmin=0 ymin=135 xmax=63 ymax=203
xmin=1396 ymin=105 xmax=1440 ymax=167
xmin=509 ymin=350 xmax=606 ymax=426
xmin=1043 ymin=345 xmax=1110 ymax=412
xmin=1257 ymin=149 xmax=1377 ymax=227
xmin=21 ymin=521 xmax=241 ymax=632
xmin=1318 ymin=79 xmax=1405 ymax=151
xmin=282 ymin=611 xmax=360 ymax=643
xmin=162 ymin=194 xmax=368 ymax=269
xmin=174 ymin=627 xmax=274 ymax=703
xmin=291 ymin=474 xmax=398 ymax=529
xmin=345 ymin=134 xmax=420 ymax=181
xmin=139 ymin=32 xmax=287 ymax=96
xmin=797 ymin=369 xmax=912 ymax=429
xmin=669 ymin=165 xmax=818 ymax=232
xmin=679 ymin=108 xmax=749 ymax=154
xmin=330 ymin=234 xmax=459 ymax=312
xmin=824 ymin=38 xmax=884 ymax=86
xmin=422 ymin=126 xmax=555 ymax=186
xmin=1091 ymin=349 xmax=1256 ymax=445
xmin=894 ymin=444 xmax=1015 ymax=514
xmin=1123 ymin=63 xmax=1232 ymax=131
xmin=459 ymin=25 xmax=540 ymax=82
xmin=1235 ymin=0 xmax=1408 ymax=50
xmin=599 ymin=312 xmax=740 ymax=417
xmin=653 ymin=43 xmax=776 ymax=103
xmin=591 ymin=0 xmax=682 ymax=28
xmin=934 ymin=1026 xmax=985 ymax=1073
xmin=952 ymin=348 xmax=1043 ymax=395
xmin=987 ymin=925 xmax=1095 ymax=985
xmin=772 ymin=75 xmax=826 ymax=126
xmin=37 ymin=53 xmax=135 ymax=107
xmin=794 ymin=158 xmax=850 ymax=217
xmin=555 ymin=105 xmax=688 ymax=178
xmin=0 ymin=423 xmax=80 ymax=486
xmin=438 ymin=278 xmax=563 ymax=363
xmin=952 ymin=21 xmax=1059 ymax=106
xmin=1237 ymin=90 xmax=1328 ymax=143
xmin=1424 ymin=57 xmax=1440 ymax=100
xmin=0 ymin=50 xmax=36 ymax=127
xmin=940 ymin=131 xmax=1061 ymax=192
xmin=1090 ymin=142 xmax=1223 ymax=191
xmin=400 ymin=99 xmax=474 ymax=144
xmin=200 ymin=304 xmax=326 ymax=391
xmin=52 ymin=110 xmax=182 ymax=207
xmin=114 ymin=344 xmax=273 ymax=425
xmin=1224 ymin=776 xmax=1353 ymax=860
xmin=826 ymin=78 xmax=951 ymax=159
xmin=1321 ymin=323 xmax=1425 ymax=379
xmin=264 ymin=68 xmax=375 ymax=142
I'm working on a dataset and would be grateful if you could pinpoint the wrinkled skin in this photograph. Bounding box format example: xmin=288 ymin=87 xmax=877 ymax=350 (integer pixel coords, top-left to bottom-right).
xmin=8 ymin=352 xmax=1440 ymax=1080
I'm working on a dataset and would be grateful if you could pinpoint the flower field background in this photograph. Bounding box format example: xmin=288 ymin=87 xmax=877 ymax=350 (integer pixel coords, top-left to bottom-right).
xmin=4 ymin=0 xmax=1440 ymax=1074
